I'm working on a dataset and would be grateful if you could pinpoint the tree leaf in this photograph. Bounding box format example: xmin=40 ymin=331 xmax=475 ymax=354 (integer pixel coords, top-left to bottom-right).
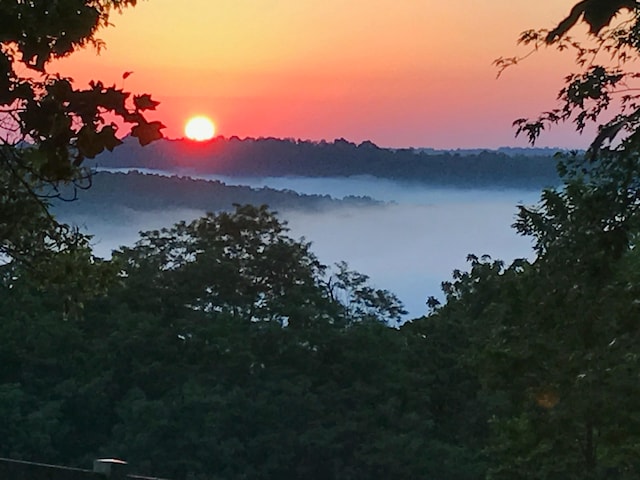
xmin=133 ymin=94 xmax=160 ymax=111
xmin=131 ymin=121 xmax=165 ymax=146
xmin=546 ymin=0 xmax=636 ymax=43
xmin=98 ymin=125 xmax=123 ymax=152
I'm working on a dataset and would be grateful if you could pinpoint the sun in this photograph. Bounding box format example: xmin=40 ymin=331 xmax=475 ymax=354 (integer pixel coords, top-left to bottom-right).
xmin=184 ymin=115 xmax=216 ymax=141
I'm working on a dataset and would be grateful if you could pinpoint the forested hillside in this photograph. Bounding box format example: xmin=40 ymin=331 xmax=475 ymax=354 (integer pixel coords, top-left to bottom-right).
xmin=3 ymin=1 xmax=640 ymax=480
xmin=0 ymin=206 xmax=487 ymax=480
xmin=91 ymin=137 xmax=561 ymax=189
xmin=51 ymin=171 xmax=379 ymax=217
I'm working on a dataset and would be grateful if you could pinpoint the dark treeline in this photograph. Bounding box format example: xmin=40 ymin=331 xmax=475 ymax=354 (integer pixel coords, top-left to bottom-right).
xmin=51 ymin=171 xmax=379 ymax=217
xmin=6 ymin=149 xmax=640 ymax=479
xmin=0 ymin=205 xmax=486 ymax=480
xmin=5 ymin=2 xmax=640 ymax=480
xmin=91 ymin=137 xmax=561 ymax=189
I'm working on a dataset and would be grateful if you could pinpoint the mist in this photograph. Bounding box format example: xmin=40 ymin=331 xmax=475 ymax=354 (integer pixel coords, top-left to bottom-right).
xmin=282 ymin=201 xmax=535 ymax=318
xmin=64 ymin=207 xmax=206 ymax=258
xmin=102 ymin=168 xmax=543 ymax=205
xmin=68 ymin=171 xmax=542 ymax=318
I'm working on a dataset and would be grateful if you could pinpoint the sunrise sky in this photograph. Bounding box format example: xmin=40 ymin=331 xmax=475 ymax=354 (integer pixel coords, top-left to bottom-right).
xmin=53 ymin=0 xmax=594 ymax=149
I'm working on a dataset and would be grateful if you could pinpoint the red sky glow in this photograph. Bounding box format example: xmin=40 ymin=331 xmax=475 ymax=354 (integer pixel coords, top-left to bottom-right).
xmin=52 ymin=0 xmax=604 ymax=149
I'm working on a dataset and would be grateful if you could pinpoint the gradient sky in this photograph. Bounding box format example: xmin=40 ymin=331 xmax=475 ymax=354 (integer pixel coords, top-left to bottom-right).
xmin=53 ymin=0 xmax=593 ymax=148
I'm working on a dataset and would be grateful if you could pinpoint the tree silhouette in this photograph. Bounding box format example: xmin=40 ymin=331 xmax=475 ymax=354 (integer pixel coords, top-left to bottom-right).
xmin=440 ymin=3 xmax=640 ymax=478
xmin=0 ymin=1 xmax=162 ymax=269
xmin=496 ymin=1 xmax=640 ymax=156
xmin=546 ymin=0 xmax=636 ymax=42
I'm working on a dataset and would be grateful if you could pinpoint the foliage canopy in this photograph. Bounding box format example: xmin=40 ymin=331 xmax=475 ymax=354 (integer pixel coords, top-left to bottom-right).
xmin=425 ymin=2 xmax=640 ymax=478
xmin=0 ymin=0 xmax=162 ymax=269
xmin=6 ymin=2 xmax=640 ymax=479
xmin=0 ymin=205 xmax=489 ymax=480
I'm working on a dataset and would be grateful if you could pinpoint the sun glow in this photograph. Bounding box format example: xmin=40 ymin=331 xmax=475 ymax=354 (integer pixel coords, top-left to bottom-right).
xmin=184 ymin=116 xmax=216 ymax=141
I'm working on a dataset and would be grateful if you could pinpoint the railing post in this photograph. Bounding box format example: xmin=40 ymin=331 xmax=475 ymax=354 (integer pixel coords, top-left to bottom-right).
xmin=93 ymin=459 xmax=128 ymax=480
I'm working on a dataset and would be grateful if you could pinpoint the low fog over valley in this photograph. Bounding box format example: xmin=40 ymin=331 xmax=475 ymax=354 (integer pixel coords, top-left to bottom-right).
xmin=56 ymin=167 xmax=542 ymax=318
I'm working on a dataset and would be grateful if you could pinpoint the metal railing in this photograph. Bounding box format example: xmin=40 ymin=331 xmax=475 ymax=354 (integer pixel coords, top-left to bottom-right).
xmin=0 ymin=457 xmax=169 ymax=480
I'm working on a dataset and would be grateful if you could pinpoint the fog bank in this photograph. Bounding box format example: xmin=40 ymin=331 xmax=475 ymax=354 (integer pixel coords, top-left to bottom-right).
xmin=63 ymin=176 xmax=539 ymax=318
xmin=283 ymin=201 xmax=534 ymax=318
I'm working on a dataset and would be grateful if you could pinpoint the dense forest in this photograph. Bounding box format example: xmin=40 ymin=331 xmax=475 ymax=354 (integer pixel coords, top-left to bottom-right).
xmin=3 ymin=1 xmax=640 ymax=480
xmin=90 ymin=137 xmax=561 ymax=189
xmin=6 ymin=148 xmax=640 ymax=479
xmin=0 ymin=205 xmax=488 ymax=480
xmin=51 ymin=171 xmax=380 ymax=217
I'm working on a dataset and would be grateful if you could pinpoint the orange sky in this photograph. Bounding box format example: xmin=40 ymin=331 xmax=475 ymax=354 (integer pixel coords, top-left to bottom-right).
xmin=53 ymin=0 xmax=596 ymax=148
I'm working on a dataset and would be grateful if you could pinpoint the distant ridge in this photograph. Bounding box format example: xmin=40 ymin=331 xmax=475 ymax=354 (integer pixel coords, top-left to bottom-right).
xmin=90 ymin=136 xmax=563 ymax=189
xmin=414 ymin=146 xmax=575 ymax=157
xmin=52 ymin=171 xmax=381 ymax=218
